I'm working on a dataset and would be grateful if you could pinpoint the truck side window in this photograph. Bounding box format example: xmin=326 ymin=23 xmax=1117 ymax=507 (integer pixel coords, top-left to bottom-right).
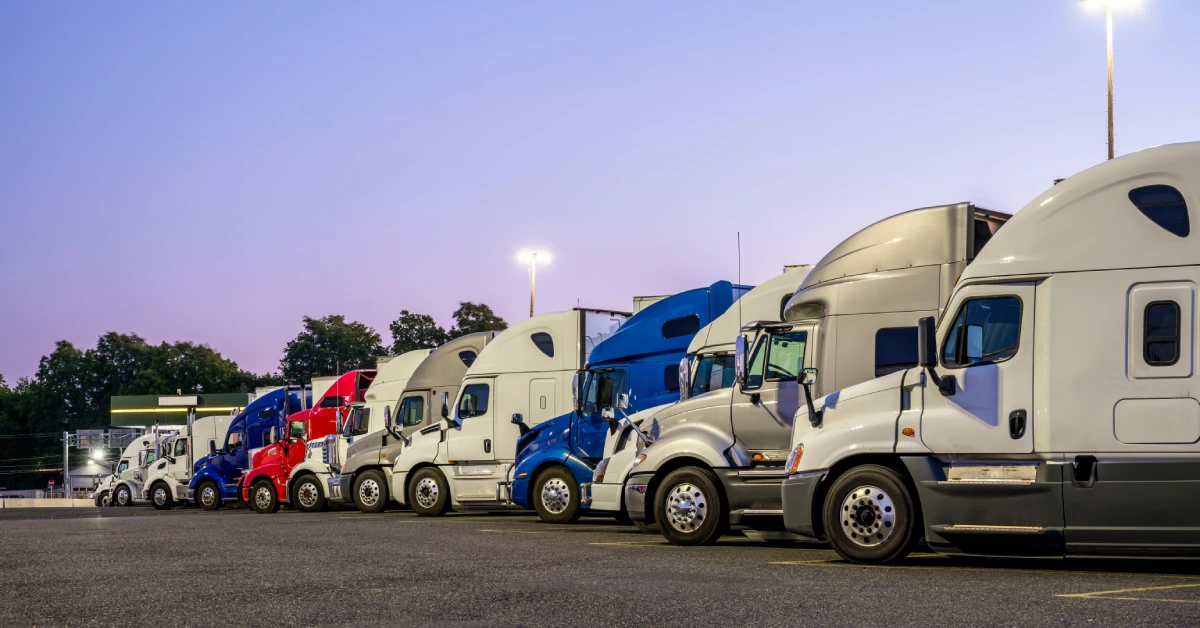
xmin=1145 ymin=301 xmax=1181 ymax=366
xmin=942 ymin=297 xmax=1022 ymax=367
xmin=1129 ymin=184 xmax=1189 ymax=238
xmin=691 ymin=355 xmax=736 ymax=397
xmin=766 ymin=332 xmax=808 ymax=381
xmin=117 ymin=461 xmax=129 ymax=474
xmin=174 ymin=439 xmax=187 ymax=457
xmin=351 ymin=408 xmax=371 ymax=436
xmin=531 ymin=333 xmax=554 ymax=357
xmin=584 ymin=371 xmax=626 ymax=414
xmin=400 ymin=396 xmax=425 ymax=427
xmin=875 ymin=327 xmax=919 ymax=377
xmin=226 ymin=431 xmax=244 ymax=452
xmin=662 ymin=315 xmax=701 ymax=339
xmin=458 ymin=384 xmax=490 ymax=419
xmin=319 ymin=395 xmax=343 ymax=409
xmin=744 ymin=337 xmax=769 ymax=390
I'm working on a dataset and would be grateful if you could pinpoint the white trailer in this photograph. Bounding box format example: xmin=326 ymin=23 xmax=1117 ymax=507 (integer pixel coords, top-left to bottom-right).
xmin=391 ymin=308 xmax=627 ymax=515
xmin=783 ymin=142 xmax=1200 ymax=563
xmin=141 ymin=414 xmax=233 ymax=509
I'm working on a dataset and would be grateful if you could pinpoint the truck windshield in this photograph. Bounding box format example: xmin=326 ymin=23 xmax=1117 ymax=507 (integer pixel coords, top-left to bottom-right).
xmin=691 ymin=355 xmax=736 ymax=397
xmin=583 ymin=370 xmax=626 ymax=415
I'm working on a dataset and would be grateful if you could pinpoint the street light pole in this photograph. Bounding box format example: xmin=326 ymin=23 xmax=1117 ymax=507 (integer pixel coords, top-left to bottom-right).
xmin=1106 ymin=3 xmax=1115 ymax=160
xmin=528 ymin=253 xmax=537 ymax=318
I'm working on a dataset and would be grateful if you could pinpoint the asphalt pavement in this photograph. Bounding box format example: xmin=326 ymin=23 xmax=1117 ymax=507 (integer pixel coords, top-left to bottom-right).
xmin=3 ymin=505 xmax=1200 ymax=626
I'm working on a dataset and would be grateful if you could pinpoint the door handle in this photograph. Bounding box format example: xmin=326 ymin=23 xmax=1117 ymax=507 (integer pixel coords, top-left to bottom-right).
xmin=484 ymin=439 xmax=491 ymax=454
xmin=1008 ymin=410 xmax=1027 ymax=439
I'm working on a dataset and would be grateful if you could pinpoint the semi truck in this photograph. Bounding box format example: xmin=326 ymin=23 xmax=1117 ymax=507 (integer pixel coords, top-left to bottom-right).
xmin=242 ymin=370 xmax=375 ymax=514
xmin=334 ymin=332 xmax=496 ymax=513
xmin=624 ymin=202 xmax=1010 ymax=545
xmin=188 ymin=385 xmax=311 ymax=510
xmin=93 ymin=431 xmax=167 ymax=507
xmin=583 ymin=266 xmax=812 ymax=525
xmin=285 ymin=352 xmax=430 ymax=513
xmin=391 ymin=308 xmax=628 ymax=516
xmin=506 ymin=281 xmax=748 ymax=523
xmin=141 ymin=414 xmax=234 ymax=510
xmin=784 ymin=143 xmax=1200 ymax=564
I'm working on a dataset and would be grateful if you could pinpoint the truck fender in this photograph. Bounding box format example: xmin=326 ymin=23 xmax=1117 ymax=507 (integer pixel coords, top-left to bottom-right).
xmin=636 ymin=425 xmax=734 ymax=476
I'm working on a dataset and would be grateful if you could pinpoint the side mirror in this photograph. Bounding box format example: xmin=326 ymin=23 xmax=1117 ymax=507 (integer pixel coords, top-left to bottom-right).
xmin=384 ymin=406 xmax=393 ymax=429
xmin=571 ymin=372 xmax=584 ymax=414
xmin=917 ymin=317 xmax=938 ymax=368
xmin=268 ymin=426 xmax=278 ymax=445
xmin=616 ymin=393 xmax=630 ymax=411
xmin=799 ymin=368 xmax=818 ymax=387
xmin=965 ymin=324 xmax=984 ymax=362
xmin=734 ymin=335 xmax=748 ymax=387
xmin=335 ymin=409 xmax=345 ymax=436
xmin=677 ymin=357 xmax=691 ymax=401
xmin=440 ymin=392 xmax=450 ymax=420
xmin=209 ymin=441 xmax=218 ymax=456
xmin=137 ymin=451 xmax=145 ymax=466
xmin=511 ymin=413 xmax=524 ymax=426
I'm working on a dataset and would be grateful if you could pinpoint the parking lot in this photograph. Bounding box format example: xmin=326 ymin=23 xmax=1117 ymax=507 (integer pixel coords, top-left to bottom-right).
xmin=3 ymin=507 xmax=1200 ymax=626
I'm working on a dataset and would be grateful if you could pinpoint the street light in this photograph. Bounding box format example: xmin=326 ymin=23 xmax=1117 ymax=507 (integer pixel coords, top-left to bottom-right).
xmin=517 ymin=251 xmax=551 ymax=317
xmin=1081 ymin=0 xmax=1140 ymax=160
xmin=91 ymin=448 xmax=105 ymax=461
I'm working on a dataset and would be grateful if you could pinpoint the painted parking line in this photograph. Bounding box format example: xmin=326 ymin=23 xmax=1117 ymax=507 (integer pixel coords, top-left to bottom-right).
xmin=1057 ymin=583 xmax=1200 ymax=604
xmin=771 ymin=555 xmax=1200 ymax=582
xmin=589 ymin=540 xmax=673 ymax=547
xmin=478 ymin=529 xmax=548 ymax=534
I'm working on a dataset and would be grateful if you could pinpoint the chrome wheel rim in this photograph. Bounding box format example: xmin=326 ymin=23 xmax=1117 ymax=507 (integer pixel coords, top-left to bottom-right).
xmin=359 ymin=479 xmax=380 ymax=507
xmin=101 ymin=493 xmax=111 ymax=507
xmin=665 ymin=482 xmax=707 ymax=534
xmin=540 ymin=477 xmax=571 ymax=514
xmin=254 ymin=486 xmax=273 ymax=511
xmin=839 ymin=485 xmax=896 ymax=547
xmin=200 ymin=486 xmax=216 ymax=507
xmin=154 ymin=487 xmax=167 ymax=506
xmin=297 ymin=481 xmax=320 ymax=509
xmin=116 ymin=488 xmax=129 ymax=506
xmin=415 ymin=477 xmax=439 ymax=509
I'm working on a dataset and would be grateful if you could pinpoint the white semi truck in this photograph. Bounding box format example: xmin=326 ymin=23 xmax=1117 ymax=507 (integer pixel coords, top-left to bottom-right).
xmin=285 ymin=350 xmax=431 ymax=512
xmin=784 ymin=142 xmax=1200 ymax=564
xmin=584 ymin=266 xmax=813 ymax=521
xmin=95 ymin=431 xmax=173 ymax=507
xmin=392 ymin=308 xmax=627 ymax=515
xmin=141 ymin=414 xmax=234 ymax=510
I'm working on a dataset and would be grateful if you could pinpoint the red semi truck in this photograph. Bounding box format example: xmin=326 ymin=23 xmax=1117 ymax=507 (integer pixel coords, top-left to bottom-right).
xmin=242 ymin=369 xmax=375 ymax=513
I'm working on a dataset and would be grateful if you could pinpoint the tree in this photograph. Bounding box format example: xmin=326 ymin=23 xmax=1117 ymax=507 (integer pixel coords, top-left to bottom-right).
xmin=279 ymin=315 xmax=385 ymax=383
xmin=389 ymin=310 xmax=450 ymax=355
xmin=450 ymin=302 xmax=508 ymax=337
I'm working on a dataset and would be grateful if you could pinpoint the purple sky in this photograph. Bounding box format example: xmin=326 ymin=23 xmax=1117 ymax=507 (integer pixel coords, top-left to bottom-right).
xmin=2 ymin=1 xmax=1198 ymax=382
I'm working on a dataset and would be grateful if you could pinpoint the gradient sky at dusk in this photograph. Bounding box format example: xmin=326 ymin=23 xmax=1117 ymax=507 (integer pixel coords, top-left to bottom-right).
xmin=2 ymin=1 xmax=1199 ymax=381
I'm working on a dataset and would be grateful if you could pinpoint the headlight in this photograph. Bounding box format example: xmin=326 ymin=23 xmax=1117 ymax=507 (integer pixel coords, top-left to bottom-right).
xmin=785 ymin=444 xmax=804 ymax=474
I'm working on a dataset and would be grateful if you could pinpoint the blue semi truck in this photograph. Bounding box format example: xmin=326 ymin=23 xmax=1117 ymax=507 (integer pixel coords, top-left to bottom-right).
xmin=187 ymin=385 xmax=311 ymax=510
xmin=507 ymin=281 xmax=748 ymax=523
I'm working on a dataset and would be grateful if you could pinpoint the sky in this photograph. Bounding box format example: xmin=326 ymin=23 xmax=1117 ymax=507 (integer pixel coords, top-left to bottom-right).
xmin=2 ymin=1 xmax=1198 ymax=382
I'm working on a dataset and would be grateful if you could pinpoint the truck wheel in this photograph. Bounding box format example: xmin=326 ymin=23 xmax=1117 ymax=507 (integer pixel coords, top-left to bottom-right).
xmin=408 ymin=468 xmax=450 ymax=517
xmin=94 ymin=492 xmax=107 ymax=508
xmin=250 ymin=479 xmax=281 ymax=514
xmin=151 ymin=482 xmax=174 ymax=510
xmin=533 ymin=467 xmax=581 ymax=524
xmin=196 ymin=481 xmax=222 ymax=511
xmin=354 ymin=470 xmax=389 ymax=514
xmin=114 ymin=485 xmax=133 ymax=507
xmin=822 ymin=464 xmax=920 ymax=565
xmin=655 ymin=467 xmax=726 ymax=546
xmin=291 ymin=475 xmax=326 ymax=513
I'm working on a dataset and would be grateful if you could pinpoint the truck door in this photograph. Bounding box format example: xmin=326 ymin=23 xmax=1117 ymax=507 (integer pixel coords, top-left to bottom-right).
xmin=920 ymin=283 xmax=1035 ymax=454
xmin=575 ymin=370 xmax=626 ymax=462
xmin=447 ymin=380 xmax=496 ymax=463
xmin=732 ymin=329 xmax=809 ymax=455
xmin=527 ymin=378 xmax=557 ymax=425
xmin=171 ymin=438 xmax=189 ymax=481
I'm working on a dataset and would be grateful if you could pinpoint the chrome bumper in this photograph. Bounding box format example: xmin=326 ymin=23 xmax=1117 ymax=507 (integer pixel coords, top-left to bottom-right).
xmin=580 ymin=482 xmax=593 ymax=506
xmin=328 ymin=476 xmax=343 ymax=501
xmin=496 ymin=481 xmax=512 ymax=504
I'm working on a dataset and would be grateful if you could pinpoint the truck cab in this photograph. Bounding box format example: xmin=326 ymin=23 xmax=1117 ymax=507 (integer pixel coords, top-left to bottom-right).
xmin=584 ymin=266 xmax=812 ymax=523
xmin=784 ymin=143 xmax=1200 ymax=564
xmin=142 ymin=414 xmax=233 ymax=509
xmin=335 ymin=333 xmax=495 ymax=513
xmin=287 ymin=353 xmax=431 ymax=513
xmin=98 ymin=432 xmax=168 ymax=507
xmin=508 ymin=281 xmax=747 ymax=523
xmin=392 ymin=308 xmax=628 ymax=516
xmin=188 ymin=385 xmax=311 ymax=510
xmin=625 ymin=203 xmax=1010 ymax=545
xmin=242 ymin=370 xmax=374 ymax=514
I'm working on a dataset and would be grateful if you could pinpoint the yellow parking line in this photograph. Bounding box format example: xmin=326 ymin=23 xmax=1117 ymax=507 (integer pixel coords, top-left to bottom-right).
xmin=478 ymin=529 xmax=547 ymax=534
xmin=770 ymin=558 xmax=1200 ymax=581
xmin=589 ymin=540 xmax=673 ymax=547
xmin=1057 ymin=582 xmax=1200 ymax=603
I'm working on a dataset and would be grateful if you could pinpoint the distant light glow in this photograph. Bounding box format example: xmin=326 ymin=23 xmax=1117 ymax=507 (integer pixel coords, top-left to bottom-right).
xmin=87 ymin=458 xmax=95 ymax=465
xmin=517 ymin=250 xmax=552 ymax=264
xmin=1080 ymin=0 xmax=1140 ymax=12
xmin=91 ymin=449 xmax=105 ymax=461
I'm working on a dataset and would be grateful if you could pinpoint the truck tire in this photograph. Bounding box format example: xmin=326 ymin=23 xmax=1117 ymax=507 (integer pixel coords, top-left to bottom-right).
xmin=533 ymin=466 xmax=581 ymax=524
xmin=354 ymin=470 xmax=389 ymax=514
xmin=654 ymin=467 xmax=727 ymax=546
xmin=94 ymin=492 xmax=107 ymax=508
xmin=150 ymin=482 xmax=174 ymax=510
xmin=114 ymin=484 xmax=133 ymax=507
xmin=249 ymin=479 xmax=281 ymax=514
xmin=408 ymin=467 xmax=450 ymax=517
xmin=290 ymin=475 xmax=326 ymax=513
xmin=822 ymin=464 xmax=920 ymax=565
xmin=196 ymin=481 xmax=222 ymax=511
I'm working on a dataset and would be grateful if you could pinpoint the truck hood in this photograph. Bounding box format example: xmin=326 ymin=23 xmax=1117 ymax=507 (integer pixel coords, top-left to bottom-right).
xmin=792 ymin=369 xmax=916 ymax=471
xmin=515 ymin=412 xmax=572 ymax=460
xmin=639 ymin=388 xmax=734 ymax=443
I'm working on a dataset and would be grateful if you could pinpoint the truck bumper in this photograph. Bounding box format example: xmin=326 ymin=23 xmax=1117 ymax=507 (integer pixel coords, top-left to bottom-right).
xmin=623 ymin=473 xmax=652 ymax=523
xmin=781 ymin=473 xmax=824 ymax=538
xmin=588 ymin=481 xmax=623 ymax=513
xmin=496 ymin=481 xmax=512 ymax=504
xmin=580 ymin=482 xmax=592 ymax=506
xmin=328 ymin=474 xmax=348 ymax=503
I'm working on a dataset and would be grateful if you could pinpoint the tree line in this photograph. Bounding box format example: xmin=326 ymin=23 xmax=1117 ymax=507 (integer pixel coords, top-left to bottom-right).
xmin=0 ymin=302 xmax=507 ymax=489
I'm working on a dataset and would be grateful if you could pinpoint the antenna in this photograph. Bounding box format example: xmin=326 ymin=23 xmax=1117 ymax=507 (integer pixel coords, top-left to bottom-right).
xmin=737 ymin=232 xmax=743 ymax=329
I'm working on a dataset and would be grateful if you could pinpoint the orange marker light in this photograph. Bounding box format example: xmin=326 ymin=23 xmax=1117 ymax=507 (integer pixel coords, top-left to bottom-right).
xmin=902 ymin=428 xmax=915 ymax=438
